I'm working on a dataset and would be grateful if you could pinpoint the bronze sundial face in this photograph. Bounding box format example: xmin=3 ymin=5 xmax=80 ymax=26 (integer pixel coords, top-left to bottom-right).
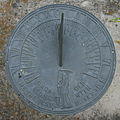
xmin=5 ymin=4 xmax=116 ymax=115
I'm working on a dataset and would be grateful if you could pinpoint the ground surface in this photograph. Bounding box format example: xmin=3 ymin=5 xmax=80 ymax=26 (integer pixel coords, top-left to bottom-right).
xmin=0 ymin=0 xmax=120 ymax=120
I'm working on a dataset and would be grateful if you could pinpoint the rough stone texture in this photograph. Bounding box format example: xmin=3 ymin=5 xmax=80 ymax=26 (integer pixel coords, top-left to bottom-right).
xmin=0 ymin=0 xmax=120 ymax=119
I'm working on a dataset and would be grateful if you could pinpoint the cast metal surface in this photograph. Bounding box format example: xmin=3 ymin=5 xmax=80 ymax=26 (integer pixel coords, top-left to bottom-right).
xmin=5 ymin=4 xmax=116 ymax=115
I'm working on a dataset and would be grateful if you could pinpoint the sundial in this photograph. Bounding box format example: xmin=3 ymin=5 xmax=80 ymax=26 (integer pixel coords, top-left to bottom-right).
xmin=5 ymin=4 xmax=116 ymax=115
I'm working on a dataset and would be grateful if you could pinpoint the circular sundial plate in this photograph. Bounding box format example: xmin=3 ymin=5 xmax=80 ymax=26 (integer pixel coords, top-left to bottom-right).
xmin=6 ymin=4 xmax=116 ymax=115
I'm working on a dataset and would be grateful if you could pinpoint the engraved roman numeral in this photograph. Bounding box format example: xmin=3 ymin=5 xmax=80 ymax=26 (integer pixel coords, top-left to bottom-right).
xmin=22 ymin=52 xmax=36 ymax=57
xmin=21 ymin=66 xmax=37 ymax=69
xmin=86 ymin=40 xmax=95 ymax=47
xmin=21 ymin=57 xmax=34 ymax=61
xmin=44 ymin=11 xmax=49 ymax=19
xmin=75 ymin=89 xmax=88 ymax=98
xmin=89 ymin=54 xmax=100 ymax=58
xmin=64 ymin=25 xmax=73 ymax=36
xmin=86 ymin=46 xmax=99 ymax=54
xmin=74 ymin=80 xmax=91 ymax=92
xmin=86 ymin=62 xmax=100 ymax=65
xmin=22 ymin=48 xmax=32 ymax=54
xmin=82 ymin=16 xmax=91 ymax=27
xmin=93 ymin=27 xmax=101 ymax=37
xmin=88 ymin=68 xmax=99 ymax=73
xmin=80 ymin=81 xmax=90 ymax=89
xmin=28 ymin=35 xmax=38 ymax=43
xmin=94 ymin=65 xmax=100 ymax=69
xmin=24 ymin=72 xmax=34 ymax=78
xmin=101 ymin=41 xmax=109 ymax=47
xmin=21 ymin=60 xmax=32 ymax=63
xmin=95 ymin=84 xmax=102 ymax=89
xmin=81 ymin=89 xmax=87 ymax=95
xmin=10 ymin=48 xmax=20 ymax=57
xmin=22 ymin=43 xmax=36 ymax=58
xmin=98 ymin=78 xmax=105 ymax=83
xmin=11 ymin=48 xmax=20 ymax=52
xmin=74 ymin=12 xmax=84 ymax=21
xmin=94 ymin=79 xmax=105 ymax=92
xmin=102 ymin=59 xmax=111 ymax=66
xmin=85 ymin=93 xmax=94 ymax=100
xmin=10 ymin=65 xmax=20 ymax=69
xmin=24 ymin=73 xmax=40 ymax=84
xmin=26 ymin=37 xmax=38 ymax=47
xmin=23 ymin=45 xmax=33 ymax=52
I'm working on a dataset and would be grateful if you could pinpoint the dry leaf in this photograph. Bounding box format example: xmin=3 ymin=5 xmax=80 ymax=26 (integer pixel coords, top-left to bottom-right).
xmin=115 ymin=40 xmax=120 ymax=45
xmin=20 ymin=0 xmax=28 ymax=3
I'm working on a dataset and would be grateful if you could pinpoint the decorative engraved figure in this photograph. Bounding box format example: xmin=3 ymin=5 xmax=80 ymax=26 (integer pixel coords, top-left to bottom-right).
xmin=57 ymin=69 xmax=73 ymax=109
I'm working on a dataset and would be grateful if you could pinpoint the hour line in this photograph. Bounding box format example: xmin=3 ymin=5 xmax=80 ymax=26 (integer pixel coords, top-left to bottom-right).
xmin=83 ymin=73 xmax=98 ymax=79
